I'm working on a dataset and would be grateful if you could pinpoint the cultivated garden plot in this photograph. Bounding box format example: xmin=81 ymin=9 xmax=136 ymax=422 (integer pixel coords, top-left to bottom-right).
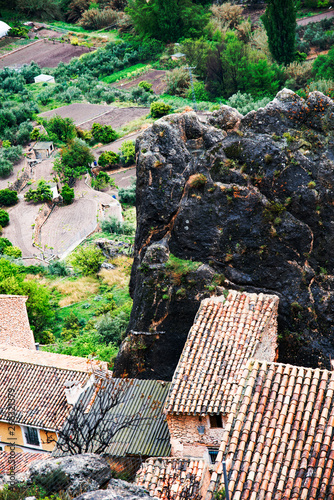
xmin=39 ymin=103 xmax=113 ymax=125
xmin=115 ymin=69 xmax=167 ymax=94
xmin=0 ymin=39 xmax=90 ymax=69
xmin=39 ymin=103 xmax=149 ymax=129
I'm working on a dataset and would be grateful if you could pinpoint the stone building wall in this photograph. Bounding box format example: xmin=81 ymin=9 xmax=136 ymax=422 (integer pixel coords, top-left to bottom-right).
xmin=166 ymin=414 xmax=226 ymax=462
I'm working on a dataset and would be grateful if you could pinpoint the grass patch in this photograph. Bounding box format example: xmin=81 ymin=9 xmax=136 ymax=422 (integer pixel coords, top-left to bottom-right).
xmin=118 ymin=115 xmax=153 ymax=136
xmin=54 ymin=276 xmax=100 ymax=307
xmin=102 ymin=63 xmax=149 ymax=84
xmin=98 ymin=256 xmax=133 ymax=287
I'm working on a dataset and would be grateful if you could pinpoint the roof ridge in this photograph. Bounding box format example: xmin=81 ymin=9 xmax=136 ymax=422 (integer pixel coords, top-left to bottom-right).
xmin=247 ymin=357 xmax=333 ymax=375
xmin=0 ymin=355 xmax=93 ymax=374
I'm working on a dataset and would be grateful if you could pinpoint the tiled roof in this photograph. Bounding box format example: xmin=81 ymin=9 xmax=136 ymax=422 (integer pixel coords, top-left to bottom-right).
xmin=166 ymin=291 xmax=279 ymax=416
xmin=0 ymin=295 xmax=35 ymax=349
xmin=55 ymin=377 xmax=171 ymax=458
xmin=0 ymin=344 xmax=107 ymax=372
xmin=0 ymin=451 xmax=48 ymax=474
xmin=0 ymin=359 xmax=88 ymax=430
xmin=136 ymin=458 xmax=209 ymax=499
xmin=207 ymin=359 xmax=334 ymax=500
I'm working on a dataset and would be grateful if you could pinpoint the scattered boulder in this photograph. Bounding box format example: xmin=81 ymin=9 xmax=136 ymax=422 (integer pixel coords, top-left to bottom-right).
xmin=28 ymin=454 xmax=112 ymax=497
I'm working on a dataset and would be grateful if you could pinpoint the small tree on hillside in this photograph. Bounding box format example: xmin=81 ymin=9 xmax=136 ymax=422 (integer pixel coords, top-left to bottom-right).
xmin=262 ymin=0 xmax=296 ymax=65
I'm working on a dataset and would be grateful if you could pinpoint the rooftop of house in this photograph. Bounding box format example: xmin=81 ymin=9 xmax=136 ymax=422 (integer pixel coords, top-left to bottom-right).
xmin=0 ymin=358 xmax=88 ymax=430
xmin=33 ymin=141 xmax=53 ymax=149
xmin=0 ymin=295 xmax=35 ymax=350
xmin=0 ymin=344 xmax=107 ymax=372
xmin=55 ymin=376 xmax=171 ymax=458
xmin=166 ymin=291 xmax=279 ymax=417
xmin=206 ymin=359 xmax=334 ymax=500
xmin=0 ymin=451 xmax=48 ymax=475
xmin=136 ymin=457 xmax=210 ymax=500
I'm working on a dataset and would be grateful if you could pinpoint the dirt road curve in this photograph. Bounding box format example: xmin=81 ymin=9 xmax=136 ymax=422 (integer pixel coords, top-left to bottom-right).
xmin=297 ymin=10 xmax=334 ymax=25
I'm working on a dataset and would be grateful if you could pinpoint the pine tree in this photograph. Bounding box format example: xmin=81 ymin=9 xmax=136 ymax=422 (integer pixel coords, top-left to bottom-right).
xmin=262 ymin=0 xmax=296 ymax=66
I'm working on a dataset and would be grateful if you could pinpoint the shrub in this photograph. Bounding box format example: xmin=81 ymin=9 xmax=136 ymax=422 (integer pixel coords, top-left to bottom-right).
xmin=3 ymin=245 xmax=22 ymax=258
xmin=0 ymin=157 xmax=13 ymax=178
xmin=0 ymin=189 xmax=18 ymax=206
xmin=96 ymin=310 xmax=129 ymax=345
xmin=92 ymin=123 xmax=117 ymax=144
xmin=0 ymin=209 xmax=9 ymax=227
xmin=56 ymin=139 xmax=95 ymax=181
xmin=24 ymin=180 xmax=53 ymax=203
xmin=69 ymin=245 xmax=104 ymax=275
xmin=0 ymin=237 xmax=12 ymax=253
xmin=313 ymin=46 xmax=334 ymax=80
xmin=98 ymin=151 xmax=120 ymax=168
xmin=150 ymin=101 xmax=172 ymax=118
xmin=210 ymin=3 xmax=243 ymax=30
xmin=101 ymin=216 xmax=135 ymax=235
xmin=164 ymin=67 xmax=191 ymax=97
xmin=92 ymin=171 xmax=117 ymax=190
xmin=61 ymin=184 xmax=75 ymax=205
xmin=119 ymin=140 xmax=135 ymax=164
xmin=138 ymin=80 xmax=153 ymax=93
xmin=48 ymin=260 xmax=69 ymax=276
xmin=118 ymin=181 xmax=136 ymax=205
xmin=79 ymin=8 xmax=118 ymax=29
xmin=226 ymin=92 xmax=271 ymax=115
xmin=44 ymin=115 xmax=76 ymax=143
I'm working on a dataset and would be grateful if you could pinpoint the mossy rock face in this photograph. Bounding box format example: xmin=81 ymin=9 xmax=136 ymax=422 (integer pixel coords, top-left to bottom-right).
xmin=114 ymin=91 xmax=334 ymax=379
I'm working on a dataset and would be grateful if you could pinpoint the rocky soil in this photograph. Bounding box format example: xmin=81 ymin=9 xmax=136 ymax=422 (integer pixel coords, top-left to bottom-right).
xmin=114 ymin=89 xmax=334 ymax=379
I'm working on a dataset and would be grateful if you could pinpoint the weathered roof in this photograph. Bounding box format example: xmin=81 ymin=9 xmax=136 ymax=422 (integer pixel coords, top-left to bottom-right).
xmin=57 ymin=377 xmax=171 ymax=457
xmin=33 ymin=141 xmax=53 ymax=149
xmin=0 ymin=344 xmax=107 ymax=372
xmin=166 ymin=291 xmax=279 ymax=416
xmin=0 ymin=359 xmax=88 ymax=430
xmin=0 ymin=295 xmax=35 ymax=349
xmin=136 ymin=458 xmax=209 ymax=499
xmin=0 ymin=451 xmax=48 ymax=474
xmin=207 ymin=359 xmax=334 ymax=500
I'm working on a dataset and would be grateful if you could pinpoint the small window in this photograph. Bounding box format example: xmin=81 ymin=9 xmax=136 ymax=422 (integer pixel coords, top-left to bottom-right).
xmin=208 ymin=448 xmax=219 ymax=464
xmin=25 ymin=427 xmax=40 ymax=447
xmin=209 ymin=414 xmax=223 ymax=428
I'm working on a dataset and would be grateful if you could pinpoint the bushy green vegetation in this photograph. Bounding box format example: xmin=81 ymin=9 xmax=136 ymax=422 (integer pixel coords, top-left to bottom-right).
xmin=98 ymin=151 xmax=120 ymax=168
xmin=0 ymin=208 xmax=9 ymax=227
xmin=24 ymin=179 xmax=53 ymax=203
xmin=0 ymin=188 xmax=18 ymax=206
xmin=101 ymin=215 xmax=135 ymax=236
xmin=118 ymin=180 xmax=136 ymax=205
xmin=91 ymin=171 xmax=117 ymax=190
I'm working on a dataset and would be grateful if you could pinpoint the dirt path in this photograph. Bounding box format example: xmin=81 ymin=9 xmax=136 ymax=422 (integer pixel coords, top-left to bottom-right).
xmin=297 ymin=10 xmax=334 ymax=25
xmin=0 ymin=159 xmax=25 ymax=190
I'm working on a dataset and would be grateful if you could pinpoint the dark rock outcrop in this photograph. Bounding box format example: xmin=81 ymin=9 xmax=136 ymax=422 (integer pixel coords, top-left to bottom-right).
xmin=28 ymin=454 xmax=112 ymax=497
xmin=74 ymin=478 xmax=154 ymax=500
xmin=113 ymin=89 xmax=334 ymax=379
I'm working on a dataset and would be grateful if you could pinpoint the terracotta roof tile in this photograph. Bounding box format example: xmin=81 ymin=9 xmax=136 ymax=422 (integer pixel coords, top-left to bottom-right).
xmin=166 ymin=291 xmax=279 ymax=416
xmin=136 ymin=458 xmax=209 ymax=499
xmin=0 ymin=451 xmax=48 ymax=474
xmin=0 ymin=359 xmax=88 ymax=430
xmin=0 ymin=344 xmax=107 ymax=371
xmin=206 ymin=360 xmax=334 ymax=500
xmin=0 ymin=295 xmax=35 ymax=349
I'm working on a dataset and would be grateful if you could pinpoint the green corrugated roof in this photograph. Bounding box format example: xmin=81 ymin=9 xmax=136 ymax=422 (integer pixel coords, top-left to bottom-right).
xmin=56 ymin=377 xmax=171 ymax=458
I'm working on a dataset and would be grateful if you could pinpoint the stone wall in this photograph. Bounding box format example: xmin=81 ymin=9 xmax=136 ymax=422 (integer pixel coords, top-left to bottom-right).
xmin=166 ymin=415 xmax=226 ymax=462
